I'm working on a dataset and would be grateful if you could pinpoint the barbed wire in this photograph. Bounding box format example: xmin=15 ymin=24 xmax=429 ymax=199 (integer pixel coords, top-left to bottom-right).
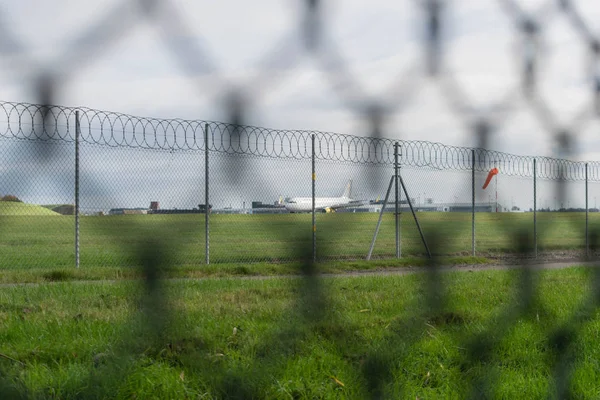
xmin=0 ymin=100 xmax=598 ymax=180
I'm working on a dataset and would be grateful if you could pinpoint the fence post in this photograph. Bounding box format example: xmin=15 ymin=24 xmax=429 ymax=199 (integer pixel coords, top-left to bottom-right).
xmin=205 ymin=124 xmax=210 ymax=265
xmin=75 ymin=110 xmax=80 ymax=269
xmin=312 ymin=134 xmax=316 ymax=263
xmin=395 ymin=142 xmax=400 ymax=258
xmin=534 ymin=158 xmax=537 ymax=258
xmin=471 ymin=149 xmax=475 ymax=256
xmin=586 ymin=162 xmax=589 ymax=258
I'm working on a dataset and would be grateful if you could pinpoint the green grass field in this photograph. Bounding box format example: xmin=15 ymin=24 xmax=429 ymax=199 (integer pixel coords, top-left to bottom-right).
xmin=0 ymin=267 xmax=599 ymax=399
xmin=0 ymin=211 xmax=595 ymax=270
xmin=1 ymin=208 xmax=598 ymax=398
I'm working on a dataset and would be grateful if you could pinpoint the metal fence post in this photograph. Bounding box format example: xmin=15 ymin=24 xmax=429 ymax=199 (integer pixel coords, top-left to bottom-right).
xmin=75 ymin=110 xmax=80 ymax=269
xmin=395 ymin=142 xmax=400 ymax=258
xmin=205 ymin=124 xmax=210 ymax=265
xmin=534 ymin=158 xmax=537 ymax=258
xmin=472 ymin=149 xmax=475 ymax=256
xmin=586 ymin=162 xmax=589 ymax=258
xmin=312 ymin=134 xmax=316 ymax=263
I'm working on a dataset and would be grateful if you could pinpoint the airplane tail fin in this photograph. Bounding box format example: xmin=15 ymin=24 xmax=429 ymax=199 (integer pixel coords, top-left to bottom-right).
xmin=341 ymin=179 xmax=352 ymax=198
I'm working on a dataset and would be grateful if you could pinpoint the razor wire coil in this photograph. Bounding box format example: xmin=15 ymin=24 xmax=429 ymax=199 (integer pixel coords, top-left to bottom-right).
xmin=0 ymin=100 xmax=598 ymax=180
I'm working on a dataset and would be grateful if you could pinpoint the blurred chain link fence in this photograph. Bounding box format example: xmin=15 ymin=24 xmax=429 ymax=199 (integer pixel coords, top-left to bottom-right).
xmin=2 ymin=0 xmax=600 ymax=397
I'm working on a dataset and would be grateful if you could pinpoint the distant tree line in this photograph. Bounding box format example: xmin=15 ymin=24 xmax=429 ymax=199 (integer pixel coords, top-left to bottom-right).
xmin=0 ymin=194 xmax=22 ymax=202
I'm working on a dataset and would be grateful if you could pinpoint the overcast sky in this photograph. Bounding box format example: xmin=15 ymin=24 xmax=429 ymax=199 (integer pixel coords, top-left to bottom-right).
xmin=1 ymin=0 xmax=600 ymax=161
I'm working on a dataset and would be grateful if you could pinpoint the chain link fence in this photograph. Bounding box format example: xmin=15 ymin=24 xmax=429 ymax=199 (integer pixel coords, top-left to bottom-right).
xmin=2 ymin=0 xmax=600 ymax=397
xmin=1 ymin=101 xmax=599 ymax=266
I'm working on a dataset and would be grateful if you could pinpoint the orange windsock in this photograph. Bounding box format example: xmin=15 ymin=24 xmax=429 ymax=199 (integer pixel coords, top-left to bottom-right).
xmin=482 ymin=168 xmax=499 ymax=189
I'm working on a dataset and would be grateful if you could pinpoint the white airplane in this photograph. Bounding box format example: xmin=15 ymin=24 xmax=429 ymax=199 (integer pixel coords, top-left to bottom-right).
xmin=284 ymin=180 xmax=361 ymax=213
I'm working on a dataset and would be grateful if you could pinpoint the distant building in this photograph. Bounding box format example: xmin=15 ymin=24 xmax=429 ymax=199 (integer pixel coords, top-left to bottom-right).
xmin=249 ymin=208 xmax=289 ymax=214
xmin=251 ymin=201 xmax=285 ymax=209
xmin=108 ymin=208 xmax=148 ymax=215
xmin=370 ymin=199 xmax=412 ymax=205
xmin=342 ymin=201 xmax=507 ymax=213
xmin=379 ymin=202 xmax=505 ymax=213
xmin=149 ymin=204 xmax=212 ymax=214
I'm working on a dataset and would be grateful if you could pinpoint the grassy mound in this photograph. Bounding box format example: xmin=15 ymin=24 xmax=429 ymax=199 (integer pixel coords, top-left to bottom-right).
xmin=0 ymin=202 xmax=60 ymax=216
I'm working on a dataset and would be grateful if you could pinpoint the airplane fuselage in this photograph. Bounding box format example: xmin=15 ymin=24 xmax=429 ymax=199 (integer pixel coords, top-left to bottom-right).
xmin=284 ymin=179 xmax=355 ymax=213
xmin=284 ymin=197 xmax=352 ymax=213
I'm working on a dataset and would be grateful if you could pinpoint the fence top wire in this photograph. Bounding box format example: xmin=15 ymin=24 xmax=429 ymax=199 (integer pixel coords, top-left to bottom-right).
xmin=1 ymin=100 xmax=598 ymax=181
